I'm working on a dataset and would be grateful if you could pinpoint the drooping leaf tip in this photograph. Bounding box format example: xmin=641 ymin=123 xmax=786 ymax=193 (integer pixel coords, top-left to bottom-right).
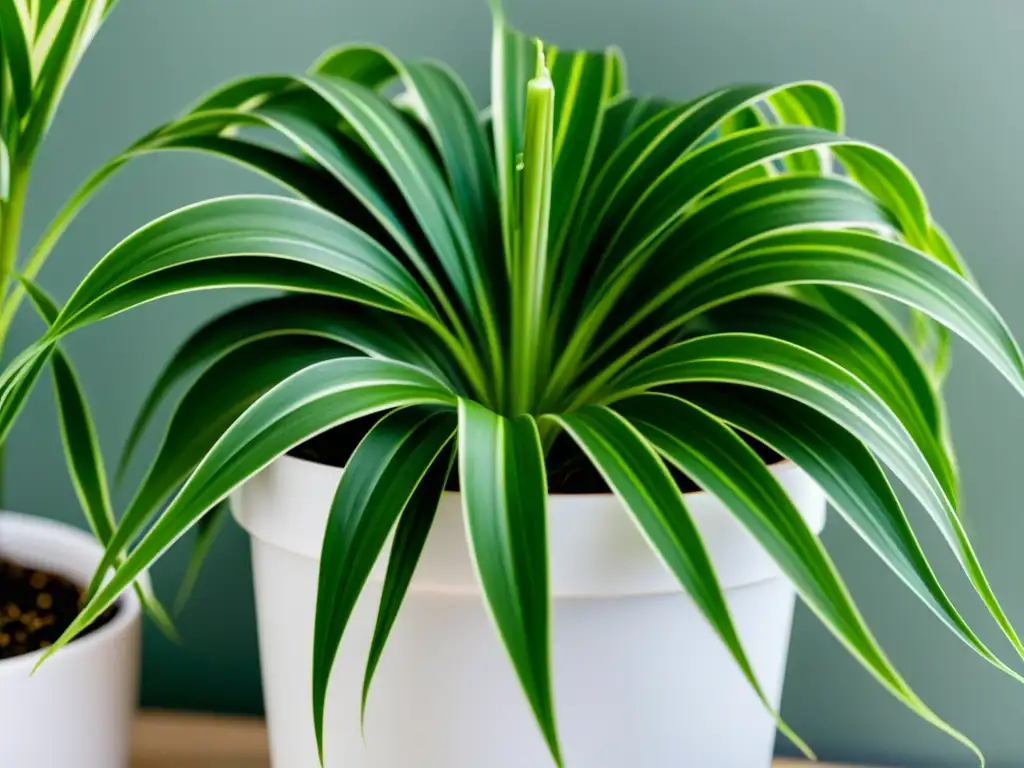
xmin=32 ymin=642 xmax=60 ymax=675
xmin=315 ymin=726 xmax=326 ymax=766
xmin=778 ymin=721 xmax=816 ymax=762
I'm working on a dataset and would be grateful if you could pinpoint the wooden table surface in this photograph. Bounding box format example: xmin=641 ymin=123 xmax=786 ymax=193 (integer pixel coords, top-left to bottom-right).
xmin=131 ymin=711 xmax=875 ymax=767
xmin=133 ymin=712 xmax=271 ymax=768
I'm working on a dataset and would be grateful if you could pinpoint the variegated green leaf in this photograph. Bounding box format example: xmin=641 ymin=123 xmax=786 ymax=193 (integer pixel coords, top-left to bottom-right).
xmin=554 ymin=404 xmax=813 ymax=759
xmin=90 ymin=337 xmax=357 ymax=594
xmin=116 ymin=294 xmax=459 ymax=486
xmin=47 ymin=356 xmax=457 ymax=663
xmin=19 ymin=274 xmax=177 ymax=638
xmin=361 ymin=443 xmax=454 ymax=719
xmin=313 ymin=406 xmax=455 ymax=759
xmin=614 ymin=393 xmax=980 ymax=761
xmin=10 ymin=6 xmax=1021 ymax=763
xmin=0 ymin=0 xmax=34 ymax=117
xmin=682 ymin=384 xmax=1023 ymax=686
xmin=617 ymin=332 xmax=1024 ymax=664
xmin=459 ymin=399 xmax=561 ymax=765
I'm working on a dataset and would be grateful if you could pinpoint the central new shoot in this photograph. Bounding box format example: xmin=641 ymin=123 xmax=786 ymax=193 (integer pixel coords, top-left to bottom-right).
xmin=511 ymin=40 xmax=555 ymax=416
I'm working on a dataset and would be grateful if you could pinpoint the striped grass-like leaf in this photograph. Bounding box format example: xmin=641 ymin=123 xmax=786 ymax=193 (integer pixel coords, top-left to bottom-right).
xmin=19 ymin=276 xmax=177 ymax=637
xmin=313 ymin=406 xmax=456 ymax=761
xmin=7 ymin=2 xmax=1024 ymax=765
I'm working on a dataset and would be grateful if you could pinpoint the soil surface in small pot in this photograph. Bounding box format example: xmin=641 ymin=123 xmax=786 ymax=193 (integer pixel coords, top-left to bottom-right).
xmin=291 ymin=415 xmax=784 ymax=495
xmin=0 ymin=559 xmax=117 ymax=660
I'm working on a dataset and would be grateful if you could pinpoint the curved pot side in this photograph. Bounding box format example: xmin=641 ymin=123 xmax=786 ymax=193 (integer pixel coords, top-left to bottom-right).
xmin=0 ymin=512 xmax=141 ymax=768
xmin=234 ymin=455 xmax=827 ymax=768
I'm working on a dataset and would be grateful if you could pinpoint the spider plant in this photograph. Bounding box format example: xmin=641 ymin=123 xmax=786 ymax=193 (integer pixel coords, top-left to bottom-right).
xmin=0 ymin=0 xmax=177 ymax=636
xmin=6 ymin=1 xmax=1024 ymax=762
xmin=0 ymin=0 xmax=101 ymax=451
xmin=0 ymin=0 xmax=120 ymax=350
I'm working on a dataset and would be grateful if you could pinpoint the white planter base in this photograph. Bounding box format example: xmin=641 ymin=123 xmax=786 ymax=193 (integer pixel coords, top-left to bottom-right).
xmin=236 ymin=456 xmax=826 ymax=768
xmin=0 ymin=512 xmax=141 ymax=768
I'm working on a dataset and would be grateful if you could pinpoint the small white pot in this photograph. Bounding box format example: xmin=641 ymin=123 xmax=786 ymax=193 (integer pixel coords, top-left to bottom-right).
xmin=234 ymin=455 xmax=826 ymax=768
xmin=0 ymin=512 xmax=141 ymax=768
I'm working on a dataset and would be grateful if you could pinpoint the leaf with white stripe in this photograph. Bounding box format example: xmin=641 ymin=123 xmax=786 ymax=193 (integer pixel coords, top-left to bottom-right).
xmin=459 ymin=399 xmax=562 ymax=766
xmin=678 ymin=231 xmax=1024 ymax=397
xmin=91 ymin=337 xmax=356 ymax=594
xmin=19 ymin=275 xmax=177 ymax=638
xmin=554 ymin=404 xmax=813 ymax=758
xmin=681 ymin=384 xmax=1024 ymax=685
xmin=46 ymin=356 xmax=457 ymax=664
xmin=49 ymin=195 xmax=440 ymax=337
xmin=545 ymin=45 xmax=623 ymax=256
xmin=616 ymin=332 xmax=1024 ymax=664
xmin=361 ymin=443 xmax=454 ymax=719
xmin=313 ymin=407 xmax=455 ymax=759
xmin=489 ymin=0 xmax=536 ymax=268
xmin=0 ymin=0 xmax=33 ymax=117
xmin=117 ymin=295 xmax=458 ymax=484
xmin=704 ymin=293 xmax=951 ymax=494
xmin=302 ymin=75 xmax=494 ymax=351
xmin=613 ymin=393 xmax=981 ymax=762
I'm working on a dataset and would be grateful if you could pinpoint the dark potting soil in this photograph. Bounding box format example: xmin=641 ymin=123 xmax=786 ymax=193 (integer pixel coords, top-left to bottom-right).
xmin=0 ymin=559 xmax=117 ymax=660
xmin=290 ymin=414 xmax=784 ymax=495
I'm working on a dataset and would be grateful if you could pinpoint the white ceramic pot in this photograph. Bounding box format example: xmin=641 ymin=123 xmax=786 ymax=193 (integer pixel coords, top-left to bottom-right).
xmin=234 ymin=455 xmax=826 ymax=768
xmin=0 ymin=512 xmax=141 ymax=768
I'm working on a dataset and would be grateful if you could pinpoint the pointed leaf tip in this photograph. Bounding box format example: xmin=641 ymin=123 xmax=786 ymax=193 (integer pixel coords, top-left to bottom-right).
xmin=533 ymin=38 xmax=548 ymax=80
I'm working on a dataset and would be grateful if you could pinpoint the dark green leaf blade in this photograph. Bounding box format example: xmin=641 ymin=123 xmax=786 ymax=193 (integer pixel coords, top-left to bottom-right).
xmin=613 ymin=393 xmax=981 ymax=760
xmin=458 ymin=399 xmax=561 ymax=766
xmin=682 ymin=230 xmax=1024 ymax=397
xmin=174 ymin=498 xmax=230 ymax=614
xmin=90 ymin=336 xmax=358 ymax=596
xmin=50 ymin=347 xmax=178 ymax=640
xmin=616 ymin=332 xmax=1024 ymax=665
xmin=19 ymin=276 xmax=177 ymax=639
xmin=116 ymin=295 xmax=458 ymax=485
xmin=0 ymin=0 xmax=34 ymax=117
xmin=4 ymin=107 xmax=395 ymax=335
xmin=489 ymin=0 xmax=536 ymax=268
xmin=553 ymin=173 xmax=897 ymax=405
xmin=798 ymin=287 xmax=941 ymax=435
xmin=51 ymin=348 xmax=115 ymax=545
xmin=682 ymin=384 xmax=1024 ymax=685
xmin=546 ymin=46 xmax=621 ymax=258
xmin=311 ymin=44 xmax=399 ymax=90
xmin=0 ymin=340 xmax=53 ymax=447
xmin=302 ymin=74 xmax=496 ymax=356
xmin=51 ymin=195 xmax=438 ymax=337
xmin=313 ymin=406 xmax=455 ymax=760
xmin=704 ymin=293 xmax=952 ymax=497
xmin=361 ymin=443 xmax=454 ymax=720
xmin=402 ymin=59 xmax=503 ymax=284
xmin=583 ymin=227 xmax=1024 ymax=413
xmin=44 ymin=356 xmax=455 ymax=666
xmin=570 ymin=84 xmax=842 ymax=278
xmin=553 ymin=404 xmax=812 ymax=759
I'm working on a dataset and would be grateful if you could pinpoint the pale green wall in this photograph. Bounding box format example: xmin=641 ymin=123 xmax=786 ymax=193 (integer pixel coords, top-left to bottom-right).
xmin=10 ymin=1 xmax=1024 ymax=765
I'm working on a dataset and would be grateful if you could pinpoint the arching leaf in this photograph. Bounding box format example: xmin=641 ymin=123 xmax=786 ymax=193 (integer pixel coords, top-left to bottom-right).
xmin=459 ymin=399 xmax=562 ymax=766
xmin=613 ymin=393 xmax=980 ymax=761
xmin=313 ymin=406 xmax=455 ymax=760
xmin=46 ymin=356 xmax=456 ymax=664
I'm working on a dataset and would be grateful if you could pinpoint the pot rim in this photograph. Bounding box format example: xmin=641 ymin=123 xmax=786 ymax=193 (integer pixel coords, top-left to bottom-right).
xmin=0 ymin=511 xmax=140 ymax=673
xmin=235 ymin=454 xmax=824 ymax=597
